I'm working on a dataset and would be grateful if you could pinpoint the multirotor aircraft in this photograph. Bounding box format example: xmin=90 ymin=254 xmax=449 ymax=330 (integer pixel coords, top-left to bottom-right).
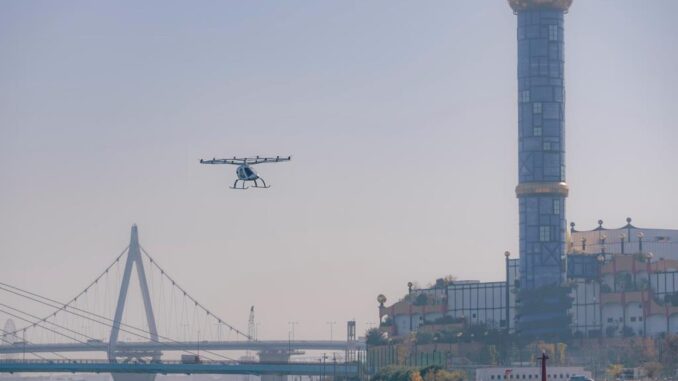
xmin=199 ymin=156 xmax=291 ymax=189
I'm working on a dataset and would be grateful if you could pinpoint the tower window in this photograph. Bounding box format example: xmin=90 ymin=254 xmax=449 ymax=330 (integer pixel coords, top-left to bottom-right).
xmin=533 ymin=102 xmax=542 ymax=114
xmin=521 ymin=90 xmax=530 ymax=103
xmin=553 ymin=200 xmax=560 ymax=215
xmin=549 ymin=25 xmax=558 ymax=41
xmin=540 ymin=226 xmax=551 ymax=242
xmin=533 ymin=127 xmax=542 ymax=136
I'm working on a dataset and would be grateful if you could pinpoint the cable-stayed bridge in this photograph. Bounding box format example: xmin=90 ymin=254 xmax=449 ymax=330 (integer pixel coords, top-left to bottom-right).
xmin=0 ymin=226 xmax=364 ymax=378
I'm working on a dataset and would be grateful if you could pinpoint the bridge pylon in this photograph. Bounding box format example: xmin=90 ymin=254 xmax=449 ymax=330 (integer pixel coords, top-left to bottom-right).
xmin=108 ymin=225 xmax=160 ymax=381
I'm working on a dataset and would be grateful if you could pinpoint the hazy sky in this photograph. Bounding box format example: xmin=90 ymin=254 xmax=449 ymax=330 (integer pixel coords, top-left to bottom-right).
xmin=1 ymin=1 xmax=677 ymax=341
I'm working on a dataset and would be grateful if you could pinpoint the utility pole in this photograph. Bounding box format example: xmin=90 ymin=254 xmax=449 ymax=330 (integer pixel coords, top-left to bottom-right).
xmin=540 ymin=352 xmax=549 ymax=381
xmin=326 ymin=321 xmax=336 ymax=341
xmin=288 ymin=321 xmax=299 ymax=341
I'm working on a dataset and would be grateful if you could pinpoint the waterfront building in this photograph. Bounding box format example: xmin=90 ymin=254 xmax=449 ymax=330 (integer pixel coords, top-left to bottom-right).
xmin=376 ymin=0 xmax=678 ymax=343
xmin=476 ymin=367 xmax=591 ymax=381
xmin=379 ymin=220 xmax=678 ymax=339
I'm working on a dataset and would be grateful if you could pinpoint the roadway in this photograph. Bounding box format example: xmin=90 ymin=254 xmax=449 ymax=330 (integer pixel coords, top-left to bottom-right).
xmin=0 ymin=340 xmax=365 ymax=355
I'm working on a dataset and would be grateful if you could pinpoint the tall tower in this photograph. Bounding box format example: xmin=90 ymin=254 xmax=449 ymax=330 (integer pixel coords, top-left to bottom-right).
xmin=508 ymin=0 xmax=573 ymax=336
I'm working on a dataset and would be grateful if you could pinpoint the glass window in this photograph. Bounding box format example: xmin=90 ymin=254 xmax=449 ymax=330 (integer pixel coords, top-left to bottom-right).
xmin=521 ymin=90 xmax=530 ymax=103
xmin=543 ymin=142 xmax=551 ymax=151
xmin=553 ymin=200 xmax=560 ymax=215
xmin=540 ymin=226 xmax=551 ymax=242
xmin=534 ymin=127 xmax=542 ymax=137
xmin=549 ymin=25 xmax=558 ymax=41
xmin=533 ymin=102 xmax=542 ymax=114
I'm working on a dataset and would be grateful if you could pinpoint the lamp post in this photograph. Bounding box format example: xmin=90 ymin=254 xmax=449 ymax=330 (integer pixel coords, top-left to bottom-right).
xmin=597 ymin=254 xmax=606 ymax=335
xmin=288 ymin=321 xmax=299 ymax=341
xmin=620 ymin=234 xmax=626 ymax=254
xmin=643 ymin=252 xmax=653 ymax=337
xmin=326 ymin=321 xmax=336 ymax=341
xmin=504 ymin=251 xmax=511 ymax=334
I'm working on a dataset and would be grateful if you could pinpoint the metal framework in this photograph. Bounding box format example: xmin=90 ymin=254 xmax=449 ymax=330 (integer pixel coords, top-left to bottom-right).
xmin=108 ymin=225 xmax=160 ymax=362
xmin=0 ymin=360 xmax=361 ymax=377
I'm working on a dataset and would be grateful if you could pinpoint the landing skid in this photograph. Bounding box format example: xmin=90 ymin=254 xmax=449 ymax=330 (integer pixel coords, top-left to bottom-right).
xmin=229 ymin=178 xmax=271 ymax=190
xmin=230 ymin=180 xmax=249 ymax=190
xmin=252 ymin=178 xmax=270 ymax=189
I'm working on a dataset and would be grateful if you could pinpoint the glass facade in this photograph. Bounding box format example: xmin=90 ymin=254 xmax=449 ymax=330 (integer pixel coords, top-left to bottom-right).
xmin=517 ymin=8 xmax=567 ymax=290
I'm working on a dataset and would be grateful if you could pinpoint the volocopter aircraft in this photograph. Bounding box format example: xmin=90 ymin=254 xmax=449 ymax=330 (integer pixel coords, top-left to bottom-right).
xmin=199 ymin=156 xmax=291 ymax=189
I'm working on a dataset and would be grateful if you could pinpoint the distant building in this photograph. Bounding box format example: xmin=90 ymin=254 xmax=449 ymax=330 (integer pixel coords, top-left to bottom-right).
xmin=476 ymin=367 xmax=591 ymax=381
xmin=379 ymin=259 xmax=519 ymax=337
xmin=379 ymin=219 xmax=678 ymax=339
xmin=567 ymin=219 xmax=678 ymax=337
xmin=376 ymin=0 xmax=678 ymax=343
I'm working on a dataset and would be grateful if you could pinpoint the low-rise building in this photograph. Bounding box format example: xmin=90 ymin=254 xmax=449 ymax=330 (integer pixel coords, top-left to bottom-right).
xmin=378 ymin=219 xmax=678 ymax=340
xmin=476 ymin=367 xmax=591 ymax=381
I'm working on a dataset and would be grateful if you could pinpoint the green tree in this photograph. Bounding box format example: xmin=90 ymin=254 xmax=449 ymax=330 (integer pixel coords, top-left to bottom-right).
xmin=373 ymin=366 xmax=422 ymax=381
xmin=414 ymin=293 xmax=429 ymax=306
xmin=607 ymin=364 xmax=624 ymax=380
xmin=478 ymin=345 xmax=499 ymax=365
xmin=421 ymin=366 xmax=466 ymax=381
xmin=416 ymin=331 xmax=434 ymax=345
xmin=641 ymin=361 xmax=663 ymax=379
xmin=555 ymin=343 xmax=567 ymax=365
xmin=662 ymin=335 xmax=678 ymax=373
xmin=367 ymin=328 xmax=388 ymax=346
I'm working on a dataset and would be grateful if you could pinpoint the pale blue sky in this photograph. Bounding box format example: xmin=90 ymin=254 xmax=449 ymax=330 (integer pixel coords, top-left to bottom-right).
xmin=1 ymin=1 xmax=677 ymax=340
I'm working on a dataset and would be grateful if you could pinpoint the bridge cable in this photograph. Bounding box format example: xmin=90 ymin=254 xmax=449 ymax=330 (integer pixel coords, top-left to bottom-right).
xmin=0 ymin=285 xmax=226 ymax=362
xmin=0 ymin=302 xmax=102 ymax=344
xmin=5 ymin=246 xmax=129 ymax=336
xmin=0 ymin=283 xmax=235 ymax=362
xmin=0 ymin=327 xmax=65 ymax=360
xmin=140 ymin=246 xmax=251 ymax=340
xmin=0 ymin=308 xmax=94 ymax=349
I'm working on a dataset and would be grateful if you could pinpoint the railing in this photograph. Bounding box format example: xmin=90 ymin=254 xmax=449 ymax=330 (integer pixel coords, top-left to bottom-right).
xmin=0 ymin=359 xmax=363 ymax=376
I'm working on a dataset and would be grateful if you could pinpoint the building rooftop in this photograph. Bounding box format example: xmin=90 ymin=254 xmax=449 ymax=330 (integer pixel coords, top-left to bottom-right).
xmin=507 ymin=0 xmax=573 ymax=12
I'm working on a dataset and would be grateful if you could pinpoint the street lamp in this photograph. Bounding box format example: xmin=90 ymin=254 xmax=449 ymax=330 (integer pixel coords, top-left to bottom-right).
xmin=645 ymin=252 xmax=654 ymax=266
xmin=504 ymin=251 xmax=511 ymax=334
xmin=620 ymin=234 xmax=626 ymax=254
xmin=288 ymin=321 xmax=299 ymax=340
xmin=326 ymin=321 xmax=336 ymax=341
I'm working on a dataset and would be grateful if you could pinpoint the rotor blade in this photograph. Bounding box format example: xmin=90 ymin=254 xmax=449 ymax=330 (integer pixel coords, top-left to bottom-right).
xmin=199 ymin=158 xmax=245 ymax=165
xmin=245 ymin=156 xmax=292 ymax=165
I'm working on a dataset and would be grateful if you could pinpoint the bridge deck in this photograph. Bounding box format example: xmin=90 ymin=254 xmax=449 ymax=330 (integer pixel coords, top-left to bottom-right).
xmin=0 ymin=340 xmax=364 ymax=355
xmin=0 ymin=360 xmax=361 ymax=376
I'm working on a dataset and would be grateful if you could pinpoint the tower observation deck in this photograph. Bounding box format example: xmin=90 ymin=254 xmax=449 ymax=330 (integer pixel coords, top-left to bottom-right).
xmin=508 ymin=0 xmax=573 ymax=337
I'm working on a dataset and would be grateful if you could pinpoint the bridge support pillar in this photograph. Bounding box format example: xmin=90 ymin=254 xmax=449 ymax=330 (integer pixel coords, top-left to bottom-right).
xmin=259 ymin=349 xmax=292 ymax=381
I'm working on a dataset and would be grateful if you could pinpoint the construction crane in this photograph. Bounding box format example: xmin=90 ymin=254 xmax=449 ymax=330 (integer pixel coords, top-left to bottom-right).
xmin=248 ymin=306 xmax=255 ymax=341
